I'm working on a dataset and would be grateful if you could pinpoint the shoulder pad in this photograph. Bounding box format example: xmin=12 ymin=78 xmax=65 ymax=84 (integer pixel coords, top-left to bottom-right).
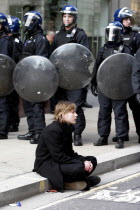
xmin=123 ymin=43 xmax=133 ymax=50
xmin=123 ymin=43 xmax=129 ymax=48
xmin=132 ymin=29 xmax=138 ymax=33
xmin=15 ymin=38 xmax=19 ymax=43
xmin=77 ymin=27 xmax=84 ymax=32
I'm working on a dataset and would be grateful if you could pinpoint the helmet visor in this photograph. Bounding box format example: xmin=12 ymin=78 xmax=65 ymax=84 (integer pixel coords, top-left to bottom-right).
xmin=7 ymin=15 xmax=12 ymax=25
xmin=106 ymin=26 xmax=121 ymax=42
xmin=118 ymin=7 xmax=135 ymax=19
xmin=24 ymin=12 xmax=39 ymax=27
xmin=24 ymin=15 xmax=35 ymax=27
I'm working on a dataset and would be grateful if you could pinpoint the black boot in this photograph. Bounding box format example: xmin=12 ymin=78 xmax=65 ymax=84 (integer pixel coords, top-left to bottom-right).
xmin=94 ymin=137 xmax=108 ymax=146
xmin=87 ymin=175 xmax=101 ymax=187
xmin=74 ymin=134 xmax=83 ymax=146
xmin=0 ymin=133 xmax=8 ymax=140
xmin=112 ymin=135 xmax=129 ymax=142
xmin=115 ymin=139 xmax=124 ymax=149
xmin=30 ymin=133 xmax=40 ymax=144
xmin=18 ymin=132 xmax=34 ymax=140
xmin=82 ymin=102 xmax=93 ymax=108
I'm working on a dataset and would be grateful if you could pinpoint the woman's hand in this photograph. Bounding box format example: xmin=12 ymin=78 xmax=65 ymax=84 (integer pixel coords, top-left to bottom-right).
xmin=84 ymin=161 xmax=93 ymax=173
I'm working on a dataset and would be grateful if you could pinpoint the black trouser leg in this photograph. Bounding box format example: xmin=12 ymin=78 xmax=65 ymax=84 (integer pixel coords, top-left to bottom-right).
xmin=0 ymin=96 xmax=9 ymax=134
xmin=128 ymin=95 xmax=140 ymax=137
xmin=32 ymin=102 xmax=46 ymax=134
xmin=112 ymin=99 xmax=129 ymax=138
xmin=73 ymin=106 xmax=86 ymax=135
xmin=60 ymin=156 xmax=97 ymax=182
xmin=7 ymin=90 xmax=20 ymax=127
xmin=66 ymin=89 xmax=86 ymax=135
xmin=82 ymin=86 xmax=88 ymax=103
xmin=23 ymin=99 xmax=34 ymax=133
xmin=98 ymin=92 xmax=112 ymax=137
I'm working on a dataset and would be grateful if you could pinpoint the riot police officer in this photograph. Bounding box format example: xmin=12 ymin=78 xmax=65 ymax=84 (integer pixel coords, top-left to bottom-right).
xmin=114 ymin=7 xmax=140 ymax=54
xmin=51 ymin=5 xmax=89 ymax=146
xmin=17 ymin=11 xmax=50 ymax=144
xmin=114 ymin=7 xmax=140 ymax=143
xmin=91 ymin=21 xmax=133 ymax=149
xmin=7 ymin=16 xmax=23 ymax=132
xmin=132 ymin=49 xmax=140 ymax=143
xmin=0 ymin=13 xmax=13 ymax=139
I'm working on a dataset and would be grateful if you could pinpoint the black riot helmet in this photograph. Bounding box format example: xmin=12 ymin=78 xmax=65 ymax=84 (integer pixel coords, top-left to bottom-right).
xmin=0 ymin=13 xmax=9 ymax=33
xmin=105 ymin=21 xmax=124 ymax=43
xmin=7 ymin=15 xmax=22 ymax=34
xmin=60 ymin=5 xmax=78 ymax=27
xmin=114 ymin=7 xmax=134 ymax=23
xmin=24 ymin=11 xmax=42 ymax=34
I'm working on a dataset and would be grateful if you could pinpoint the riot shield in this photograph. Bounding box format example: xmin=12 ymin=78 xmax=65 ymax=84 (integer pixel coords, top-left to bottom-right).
xmin=97 ymin=53 xmax=134 ymax=100
xmin=13 ymin=55 xmax=59 ymax=103
xmin=0 ymin=54 xmax=15 ymax=96
xmin=50 ymin=43 xmax=95 ymax=90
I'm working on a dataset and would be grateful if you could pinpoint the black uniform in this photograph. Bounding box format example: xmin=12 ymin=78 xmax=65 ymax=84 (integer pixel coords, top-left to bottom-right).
xmin=92 ymin=41 xmax=132 ymax=140
xmin=132 ymin=48 xmax=140 ymax=93
xmin=123 ymin=27 xmax=140 ymax=139
xmin=131 ymin=48 xmax=140 ymax=141
xmin=52 ymin=26 xmax=89 ymax=137
xmin=21 ymin=30 xmax=50 ymax=136
xmin=0 ymin=34 xmax=13 ymax=138
xmin=123 ymin=27 xmax=140 ymax=54
xmin=7 ymin=35 xmax=23 ymax=131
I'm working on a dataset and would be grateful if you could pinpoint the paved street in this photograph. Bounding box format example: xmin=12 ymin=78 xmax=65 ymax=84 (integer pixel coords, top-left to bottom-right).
xmin=1 ymin=163 xmax=140 ymax=210
xmin=0 ymin=91 xmax=140 ymax=207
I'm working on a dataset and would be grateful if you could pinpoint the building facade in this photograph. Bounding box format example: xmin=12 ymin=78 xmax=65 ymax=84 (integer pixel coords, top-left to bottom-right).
xmin=0 ymin=0 xmax=140 ymax=55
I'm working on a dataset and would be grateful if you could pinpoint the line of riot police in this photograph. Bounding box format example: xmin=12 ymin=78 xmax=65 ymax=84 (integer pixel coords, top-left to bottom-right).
xmin=0 ymin=6 xmax=92 ymax=146
xmin=0 ymin=13 xmax=22 ymax=139
xmin=91 ymin=7 xmax=140 ymax=148
xmin=0 ymin=6 xmax=140 ymax=149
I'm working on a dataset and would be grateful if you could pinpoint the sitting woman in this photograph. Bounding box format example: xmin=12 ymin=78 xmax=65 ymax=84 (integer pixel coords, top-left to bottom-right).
xmin=33 ymin=101 xmax=100 ymax=192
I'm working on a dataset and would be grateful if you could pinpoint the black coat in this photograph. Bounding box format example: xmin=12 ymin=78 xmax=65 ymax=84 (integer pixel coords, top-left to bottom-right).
xmin=33 ymin=121 xmax=86 ymax=191
xmin=10 ymin=36 xmax=23 ymax=63
xmin=123 ymin=27 xmax=140 ymax=54
xmin=21 ymin=30 xmax=50 ymax=59
xmin=0 ymin=35 xmax=13 ymax=57
xmin=52 ymin=26 xmax=89 ymax=51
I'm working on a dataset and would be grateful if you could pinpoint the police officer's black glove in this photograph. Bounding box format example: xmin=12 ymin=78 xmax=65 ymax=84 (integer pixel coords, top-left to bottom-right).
xmin=91 ymin=84 xmax=98 ymax=97
xmin=136 ymin=93 xmax=140 ymax=104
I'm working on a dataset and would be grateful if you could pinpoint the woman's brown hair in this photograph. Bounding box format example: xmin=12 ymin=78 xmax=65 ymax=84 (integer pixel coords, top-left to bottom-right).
xmin=54 ymin=101 xmax=76 ymax=123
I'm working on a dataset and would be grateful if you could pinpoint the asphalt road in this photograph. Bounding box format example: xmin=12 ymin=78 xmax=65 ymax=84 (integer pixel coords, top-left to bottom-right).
xmin=1 ymin=163 xmax=140 ymax=210
xmin=35 ymin=170 xmax=140 ymax=210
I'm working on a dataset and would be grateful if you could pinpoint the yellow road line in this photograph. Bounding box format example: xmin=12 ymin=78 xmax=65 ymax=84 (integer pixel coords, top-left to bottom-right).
xmin=34 ymin=172 xmax=140 ymax=210
xmin=78 ymin=171 xmax=140 ymax=197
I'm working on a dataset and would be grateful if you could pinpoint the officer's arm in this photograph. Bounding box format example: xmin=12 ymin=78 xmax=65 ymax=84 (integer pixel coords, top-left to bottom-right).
xmin=135 ymin=33 xmax=140 ymax=53
xmin=35 ymin=36 xmax=50 ymax=58
xmin=132 ymin=48 xmax=140 ymax=96
xmin=76 ymin=30 xmax=90 ymax=49
xmin=13 ymin=40 xmax=23 ymax=63
xmin=91 ymin=48 xmax=104 ymax=96
xmin=91 ymin=47 xmax=104 ymax=85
